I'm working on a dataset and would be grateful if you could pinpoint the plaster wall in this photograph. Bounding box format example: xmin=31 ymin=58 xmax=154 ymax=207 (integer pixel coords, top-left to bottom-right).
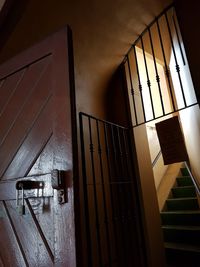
xmin=174 ymin=1 xmax=200 ymax=104
xmin=134 ymin=125 xmax=165 ymax=267
xmin=169 ymin=26 xmax=200 ymax=183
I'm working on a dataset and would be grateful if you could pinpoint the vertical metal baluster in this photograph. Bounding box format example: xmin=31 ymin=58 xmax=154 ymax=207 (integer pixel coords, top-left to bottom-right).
xmin=164 ymin=11 xmax=187 ymax=107
xmin=111 ymin=125 xmax=126 ymax=266
xmin=79 ymin=113 xmax=93 ymax=267
xmin=96 ymin=120 xmax=112 ymax=267
xmin=121 ymin=128 xmax=135 ymax=213
xmin=116 ymin=127 xmax=130 ymax=266
xmin=156 ymin=18 xmax=176 ymax=111
xmin=116 ymin=127 xmax=125 ymax=221
xmin=122 ymin=129 xmax=134 ymax=210
xmin=116 ymin=127 xmax=126 ymax=179
xmin=110 ymin=125 xmax=119 ymax=182
xmin=127 ymin=55 xmax=138 ymax=125
xmin=121 ymin=128 xmax=138 ymax=265
xmin=104 ymin=123 xmax=120 ymax=266
xmin=148 ymin=28 xmax=167 ymax=115
xmin=88 ymin=117 xmax=103 ymax=267
xmin=133 ymin=45 xmax=146 ymax=123
xmin=172 ymin=13 xmax=186 ymax=66
xmin=140 ymin=36 xmax=156 ymax=118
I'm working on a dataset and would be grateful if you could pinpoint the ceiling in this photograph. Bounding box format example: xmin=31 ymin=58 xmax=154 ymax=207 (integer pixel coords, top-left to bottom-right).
xmin=0 ymin=0 xmax=172 ymax=116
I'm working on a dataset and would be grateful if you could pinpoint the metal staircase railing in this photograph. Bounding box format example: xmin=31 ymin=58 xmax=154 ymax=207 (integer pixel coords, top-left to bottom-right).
xmin=122 ymin=4 xmax=198 ymax=127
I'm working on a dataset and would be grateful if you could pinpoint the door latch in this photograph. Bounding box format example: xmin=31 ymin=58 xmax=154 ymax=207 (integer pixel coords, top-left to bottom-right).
xmin=51 ymin=169 xmax=67 ymax=204
xmin=16 ymin=180 xmax=45 ymax=215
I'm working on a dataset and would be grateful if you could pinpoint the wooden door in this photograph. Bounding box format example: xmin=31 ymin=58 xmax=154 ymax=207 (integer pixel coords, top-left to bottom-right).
xmin=0 ymin=27 xmax=78 ymax=267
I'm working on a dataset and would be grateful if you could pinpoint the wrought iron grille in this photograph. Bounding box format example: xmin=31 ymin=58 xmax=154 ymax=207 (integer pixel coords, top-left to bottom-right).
xmin=123 ymin=4 xmax=198 ymax=127
xmin=79 ymin=112 xmax=146 ymax=267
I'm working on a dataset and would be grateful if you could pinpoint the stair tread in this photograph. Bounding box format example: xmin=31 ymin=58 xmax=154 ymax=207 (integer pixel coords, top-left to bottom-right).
xmin=165 ymin=242 xmax=200 ymax=253
xmin=177 ymin=176 xmax=192 ymax=179
xmin=162 ymin=167 xmax=200 ymax=262
xmin=176 ymin=177 xmax=194 ymax=187
xmin=181 ymin=168 xmax=190 ymax=176
xmin=173 ymin=185 xmax=195 ymax=189
xmin=161 ymin=210 xmax=200 ymax=214
xmin=162 ymin=225 xmax=200 ymax=230
xmin=167 ymin=197 xmax=197 ymax=201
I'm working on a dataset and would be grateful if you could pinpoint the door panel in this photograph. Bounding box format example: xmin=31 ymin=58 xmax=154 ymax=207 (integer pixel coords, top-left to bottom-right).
xmin=0 ymin=70 xmax=25 ymax=115
xmin=28 ymin=136 xmax=54 ymax=176
xmin=0 ymin=56 xmax=52 ymax=179
xmin=0 ymin=27 xmax=77 ymax=267
xmin=0 ymin=202 xmax=26 ymax=267
xmin=0 ymin=56 xmax=50 ymax=145
xmin=5 ymin=200 xmax=54 ymax=267
xmin=3 ymin=97 xmax=53 ymax=179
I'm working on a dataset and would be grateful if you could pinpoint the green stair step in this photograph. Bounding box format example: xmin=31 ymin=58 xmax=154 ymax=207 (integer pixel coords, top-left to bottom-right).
xmin=172 ymin=186 xmax=196 ymax=198
xmin=161 ymin=167 xmax=200 ymax=266
xmin=165 ymin=242 xmax=200 ymax=266
xmin=166 ymin=197 xmax=199 ymax=211
xmin=176 ymin=176 xmax=193 ymax=186
xmin=163 ymin=225 xmax=200 ymax=245
xmin=181 ymin=167 xmax=190 ymax=176
xmin=161 ymin=210 xmax=200 ymax=226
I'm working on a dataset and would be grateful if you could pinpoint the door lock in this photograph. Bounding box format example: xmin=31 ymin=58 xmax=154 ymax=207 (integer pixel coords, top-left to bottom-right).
xmin=51 ymin=169 xmax=67 ymax=204
xmin=16 ymin=180 xmax=45 ymax=215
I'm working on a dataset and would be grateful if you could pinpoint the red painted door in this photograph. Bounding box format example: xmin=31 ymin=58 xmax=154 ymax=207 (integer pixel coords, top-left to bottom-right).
xmin=0 ymin=27 xmax=77 ymax=267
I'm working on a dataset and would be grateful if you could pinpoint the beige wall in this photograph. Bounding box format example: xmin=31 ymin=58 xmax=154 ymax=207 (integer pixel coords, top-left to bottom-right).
xmin=168 ymin=21 xmax=200 ymax=184
xmin=174 ymin=1 xmax=200 ymax=104
xmin=137 ymin=16 xmax=172 ymax=65
xmin=157 ymin=162 xmax=182 ymax=211
xmin=174 ymin=0 xmax=200 ymax=183
xmin=134 ymin=125 xmax=165 ymax=267
xmin=179 ymin=107 xmax=200 ymax=183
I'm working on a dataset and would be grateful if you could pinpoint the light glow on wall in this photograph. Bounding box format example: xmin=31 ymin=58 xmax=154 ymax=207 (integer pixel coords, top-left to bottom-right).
xmin=135 ymin=46 xmax=172 ymax=121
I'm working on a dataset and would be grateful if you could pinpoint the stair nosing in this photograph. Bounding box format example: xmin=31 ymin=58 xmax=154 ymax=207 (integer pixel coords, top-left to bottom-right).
xmin=161 ymin=210 xmax=200 ymax=214
xmin=172 ymin=185 xmax=195 ymax=190
xmin=165 ymin=242 xmax=200 ymax=253
xmin=177 ymin=176 xmax=192 ymax=178
xmin=162 ymin=225 xmax=200 ymax=230
xmin=167 ymin=197 xmax=198 ymax=201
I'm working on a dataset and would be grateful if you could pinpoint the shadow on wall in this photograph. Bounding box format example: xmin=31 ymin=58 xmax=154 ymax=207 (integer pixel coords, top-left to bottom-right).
xmin=105 ymin=66 xmax=131 ymax=128
xmin=0 ymin=0 xmax=30 ymax=55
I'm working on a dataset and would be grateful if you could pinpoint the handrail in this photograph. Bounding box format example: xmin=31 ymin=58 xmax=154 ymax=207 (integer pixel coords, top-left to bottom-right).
xmin=152 ymin=150 xmax=162 ymax=168
xmin=185 ymin=162 xmax=200 ymax=196
xmin=79 ymin=112 xmax=128 ymax=130
xmin=122 ymin=3 xmax=199 ymax=128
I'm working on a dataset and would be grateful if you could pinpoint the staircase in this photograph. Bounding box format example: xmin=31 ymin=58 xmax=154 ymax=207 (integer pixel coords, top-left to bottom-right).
xmin=161 ymin=167 xmax=200 ymax=266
